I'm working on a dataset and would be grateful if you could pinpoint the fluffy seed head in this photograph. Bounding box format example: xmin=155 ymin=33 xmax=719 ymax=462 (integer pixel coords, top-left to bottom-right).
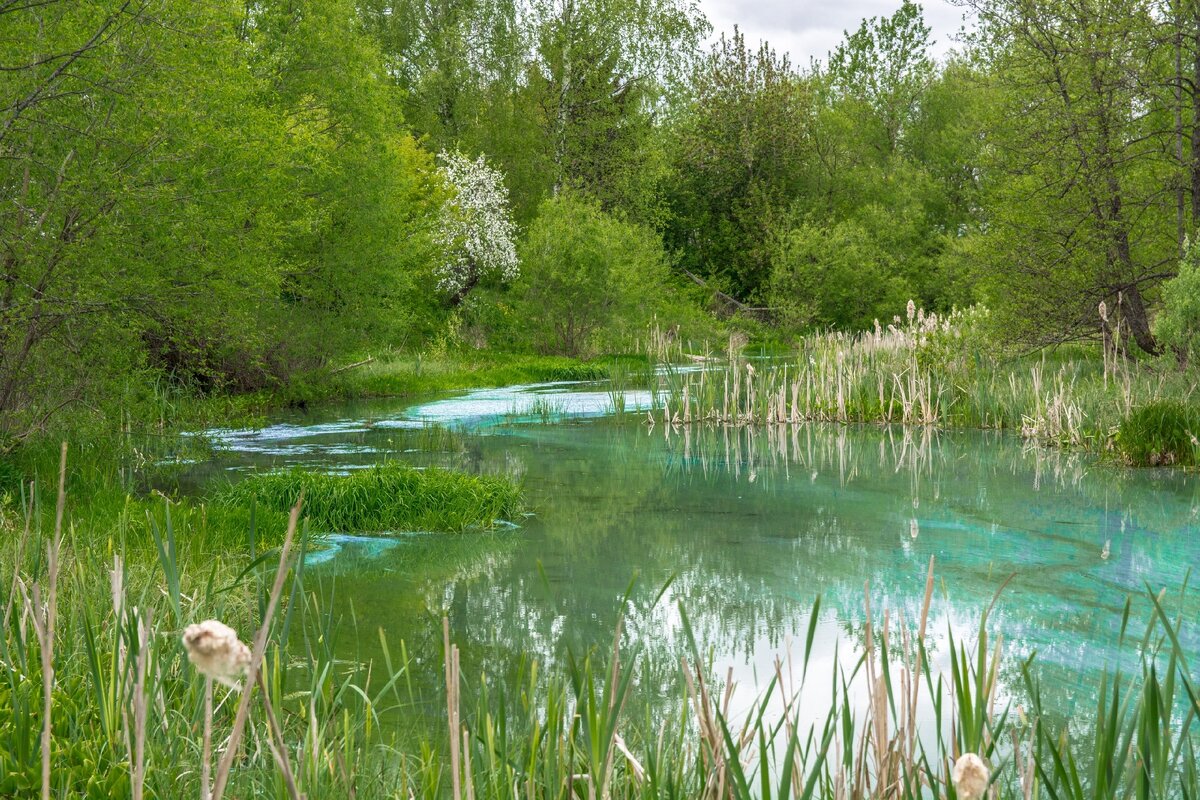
xmin=953 ymin=753 xmax=990 ymax=800
xmin=182 ymin=619 xmax=252 ymax=689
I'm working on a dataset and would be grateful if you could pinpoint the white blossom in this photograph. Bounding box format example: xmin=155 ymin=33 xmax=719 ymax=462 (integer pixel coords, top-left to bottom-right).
xmin=434 ymin=151 xmax=519 ymax=300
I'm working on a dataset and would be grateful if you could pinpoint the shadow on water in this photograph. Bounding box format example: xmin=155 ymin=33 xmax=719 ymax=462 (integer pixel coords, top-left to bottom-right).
xmin=175 ymin=379 xmax=1200 ymax=731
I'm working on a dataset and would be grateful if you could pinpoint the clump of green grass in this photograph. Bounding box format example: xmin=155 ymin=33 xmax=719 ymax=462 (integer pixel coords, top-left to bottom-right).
xmin=1115 ymin=401 xmax=1200 ymax=466
xmin=216 ymin=463 xmax=523 ymax=533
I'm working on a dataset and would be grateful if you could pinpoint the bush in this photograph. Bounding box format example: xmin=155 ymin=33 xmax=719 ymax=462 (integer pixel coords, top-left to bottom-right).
xmin=1115 ymin=401 xmax=1200 ymax=467
xmin=768 ymin=218 xmax=914 ymax=331
xmin=216 ymin=463 xmax=523 ymax=532
xmin=1155 ymin=238 xmax=1200 ymax=367
xmin=513 ymin=194 xmax=678 ymax=356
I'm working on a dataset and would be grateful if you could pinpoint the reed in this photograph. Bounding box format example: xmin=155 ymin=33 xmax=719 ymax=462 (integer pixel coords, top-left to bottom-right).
xmin=639 ymin=307 xmax=1198 ymax=459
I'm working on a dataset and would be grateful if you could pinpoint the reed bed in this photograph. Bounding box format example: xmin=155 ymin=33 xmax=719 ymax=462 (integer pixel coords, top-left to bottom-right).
xmin=215 ymin=462 xmax=523 ymax=533
xmin=642 ymin=308 xmax=1199 ymax=455
xmin=4 ymin=453 xmax=1200 ymax=799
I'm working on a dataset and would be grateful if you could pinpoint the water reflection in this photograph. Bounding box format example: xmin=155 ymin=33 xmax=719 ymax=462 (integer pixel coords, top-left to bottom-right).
xmin=184 ymin=388 xmax=1200 ymax=728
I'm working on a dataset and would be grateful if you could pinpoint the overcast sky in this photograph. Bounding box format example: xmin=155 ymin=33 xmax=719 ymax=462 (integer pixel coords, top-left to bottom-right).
xmin=696 ymin=0 xmax=971 ymax=67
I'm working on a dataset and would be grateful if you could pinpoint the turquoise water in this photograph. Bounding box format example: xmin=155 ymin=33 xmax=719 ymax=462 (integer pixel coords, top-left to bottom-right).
xmin=189 ymin=380 xmax=1200 ymax=725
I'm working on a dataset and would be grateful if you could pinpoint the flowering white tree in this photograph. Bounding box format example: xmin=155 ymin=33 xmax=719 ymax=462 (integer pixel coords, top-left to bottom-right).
xmin=434 ymin=151 xmax=519 ymax=305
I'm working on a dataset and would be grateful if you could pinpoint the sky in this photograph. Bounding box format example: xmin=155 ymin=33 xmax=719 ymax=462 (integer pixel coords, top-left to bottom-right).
xmin=696 ymin=0 xmax=971 ymax=67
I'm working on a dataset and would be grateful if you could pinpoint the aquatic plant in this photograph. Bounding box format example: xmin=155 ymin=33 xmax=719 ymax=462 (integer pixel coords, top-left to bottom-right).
xmin=636 ymin=305 xmax=1197 ymax=459
xmin=216 ymin=462 xmax=523 ymax=532
xmin=1115 ymin=401 xmax=1200 ymax=467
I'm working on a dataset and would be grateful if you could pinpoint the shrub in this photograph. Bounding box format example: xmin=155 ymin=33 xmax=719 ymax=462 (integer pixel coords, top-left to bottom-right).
xmin=1115 ymin=401 xmax=1200 ymax=467
xmin=216 ymin=463 xmax=523 ymax=532
xmin=1154 ymin=237 xmax=1200 ymax=367
xmin=768 ymin=218 xmax=914 ymax=331
xmin=514 ymin=194 xmax=677 ymax=356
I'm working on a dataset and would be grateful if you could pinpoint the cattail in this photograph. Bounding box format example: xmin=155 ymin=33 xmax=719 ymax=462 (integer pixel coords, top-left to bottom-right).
xmin=1098 ymin=300 xmax=1108 ymax=323
xmin=953 ymin=753 xmax=990 ymax=800
xmin=906 ymin=299 xmax=917 ymax=323
xmin=182 ymin=620 xmax=252 ymax=689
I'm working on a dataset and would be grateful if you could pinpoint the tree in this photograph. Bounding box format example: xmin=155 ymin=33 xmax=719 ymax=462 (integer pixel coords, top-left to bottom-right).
xmin=662 ymin=30 xmax=815 ymax=302
xmin=435 ymin=151 xmax=520 ymax=306
xmin=1155 ymin=238 xmax=1200 ymax=366
xmin=517 ymin=193 xmax=672 ymax=355
xmin=825 ymin=0 xmax=935 ymax=155
xmin=966 ymin=0 xmax=1175 ymax=354
xmin=768 ymin=219 xmax=913 ymax=331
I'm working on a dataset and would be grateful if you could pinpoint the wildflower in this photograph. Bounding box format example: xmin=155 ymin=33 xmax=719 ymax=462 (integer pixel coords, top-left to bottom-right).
xmin=182 ymin=620 xmax=252 ymax=689
xmin=952 ymin=753 xmax=990 ymax=800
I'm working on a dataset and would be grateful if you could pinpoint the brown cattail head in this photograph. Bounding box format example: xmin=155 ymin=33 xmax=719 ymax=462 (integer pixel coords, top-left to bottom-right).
xmin=182 ymin=620 xmax=252 ymax=689
xmin=953 ymin=753 xmax=990 ymax=800
xmin=1099 ymin=300 xmax=1108 ymax=323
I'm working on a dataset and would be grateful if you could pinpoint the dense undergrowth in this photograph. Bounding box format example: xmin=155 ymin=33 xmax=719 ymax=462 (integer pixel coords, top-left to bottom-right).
xmin=4 ymin=464 xmax=1200 ymax=799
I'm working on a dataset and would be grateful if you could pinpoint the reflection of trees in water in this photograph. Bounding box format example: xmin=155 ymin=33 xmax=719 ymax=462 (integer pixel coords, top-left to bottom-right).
xmin=304 ymin=419 xmax=1199 ymax=727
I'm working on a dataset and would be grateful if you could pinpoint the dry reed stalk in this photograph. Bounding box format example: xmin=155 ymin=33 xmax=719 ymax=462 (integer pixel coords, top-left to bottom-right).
xmin=132 ymin=609 xmax=152 ymax=800
xmin=202 ymin=677 xmax=213 ymax=800
xmin=256 ymin=668 xmax=302 ymax=800
xmin=210 ymin=493 xmax=304 ymax=800
xmin=24 ymin=442 xmax=67 ymax=800
xmin=444 ymin=617 xmax=462 ymax=800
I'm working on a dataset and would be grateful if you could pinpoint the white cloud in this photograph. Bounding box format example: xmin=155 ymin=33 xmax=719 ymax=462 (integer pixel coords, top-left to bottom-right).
xmin=695 ymin=0 xmax=971 ymax=67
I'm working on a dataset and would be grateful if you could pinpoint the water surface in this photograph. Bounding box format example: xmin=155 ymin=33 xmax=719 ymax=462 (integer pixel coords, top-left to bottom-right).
xmin=186 ymin=380 xmax=1200 ymax=726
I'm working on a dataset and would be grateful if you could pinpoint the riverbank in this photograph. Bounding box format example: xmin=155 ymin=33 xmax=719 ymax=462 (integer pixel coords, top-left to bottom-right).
xmin=3 ymin=355 xmax=1200 ymax=798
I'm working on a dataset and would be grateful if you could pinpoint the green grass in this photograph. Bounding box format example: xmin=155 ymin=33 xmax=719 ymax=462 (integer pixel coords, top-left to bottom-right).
xmin=215 ymin=463 xmax=523 ymax=533
xmin=1115 ymin=401 xmax=1200 ymax=466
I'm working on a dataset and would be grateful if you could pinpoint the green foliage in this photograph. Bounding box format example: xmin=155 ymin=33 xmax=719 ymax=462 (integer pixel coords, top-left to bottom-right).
xmin=768 ymin=219 xmax=914 ymax=330
xmin=1115 ymin=402 xmax=1200 ymax=467
xmin=217 ymin=463 xmax=523 ymax=532
xmin=662 ymin=30 xmax=812 ymax=302
xmin=1155 ymin=240 xmax=1200 ymax=367
xmin=513 ymin=194 xmax=678 ymax=356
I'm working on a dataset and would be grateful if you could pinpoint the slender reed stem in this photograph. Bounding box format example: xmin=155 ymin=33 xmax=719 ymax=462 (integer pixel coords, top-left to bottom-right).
xmin=211 ymin=494 xmax=303 ymax=800
xmin=256 ymin=668 xmax=302 ymax=800
xmin=202 ymin=677 xmax=213 ymax=800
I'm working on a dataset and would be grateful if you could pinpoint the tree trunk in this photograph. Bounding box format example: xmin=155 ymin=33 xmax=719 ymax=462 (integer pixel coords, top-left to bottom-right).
xmin=1191 ymin=17 xmax=1200 ymax=226
xmin=1117 ymin=283 xmax=1160 ymax=356
xmin=447 ymin=271 xmax=480 ymax=307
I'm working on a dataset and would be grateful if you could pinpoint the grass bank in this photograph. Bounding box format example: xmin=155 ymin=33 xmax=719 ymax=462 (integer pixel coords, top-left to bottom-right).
xmin=5 ymin=469 xmax=1200 ymax=799
xmin=216 ymin=463 xmax=523 ymax=533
